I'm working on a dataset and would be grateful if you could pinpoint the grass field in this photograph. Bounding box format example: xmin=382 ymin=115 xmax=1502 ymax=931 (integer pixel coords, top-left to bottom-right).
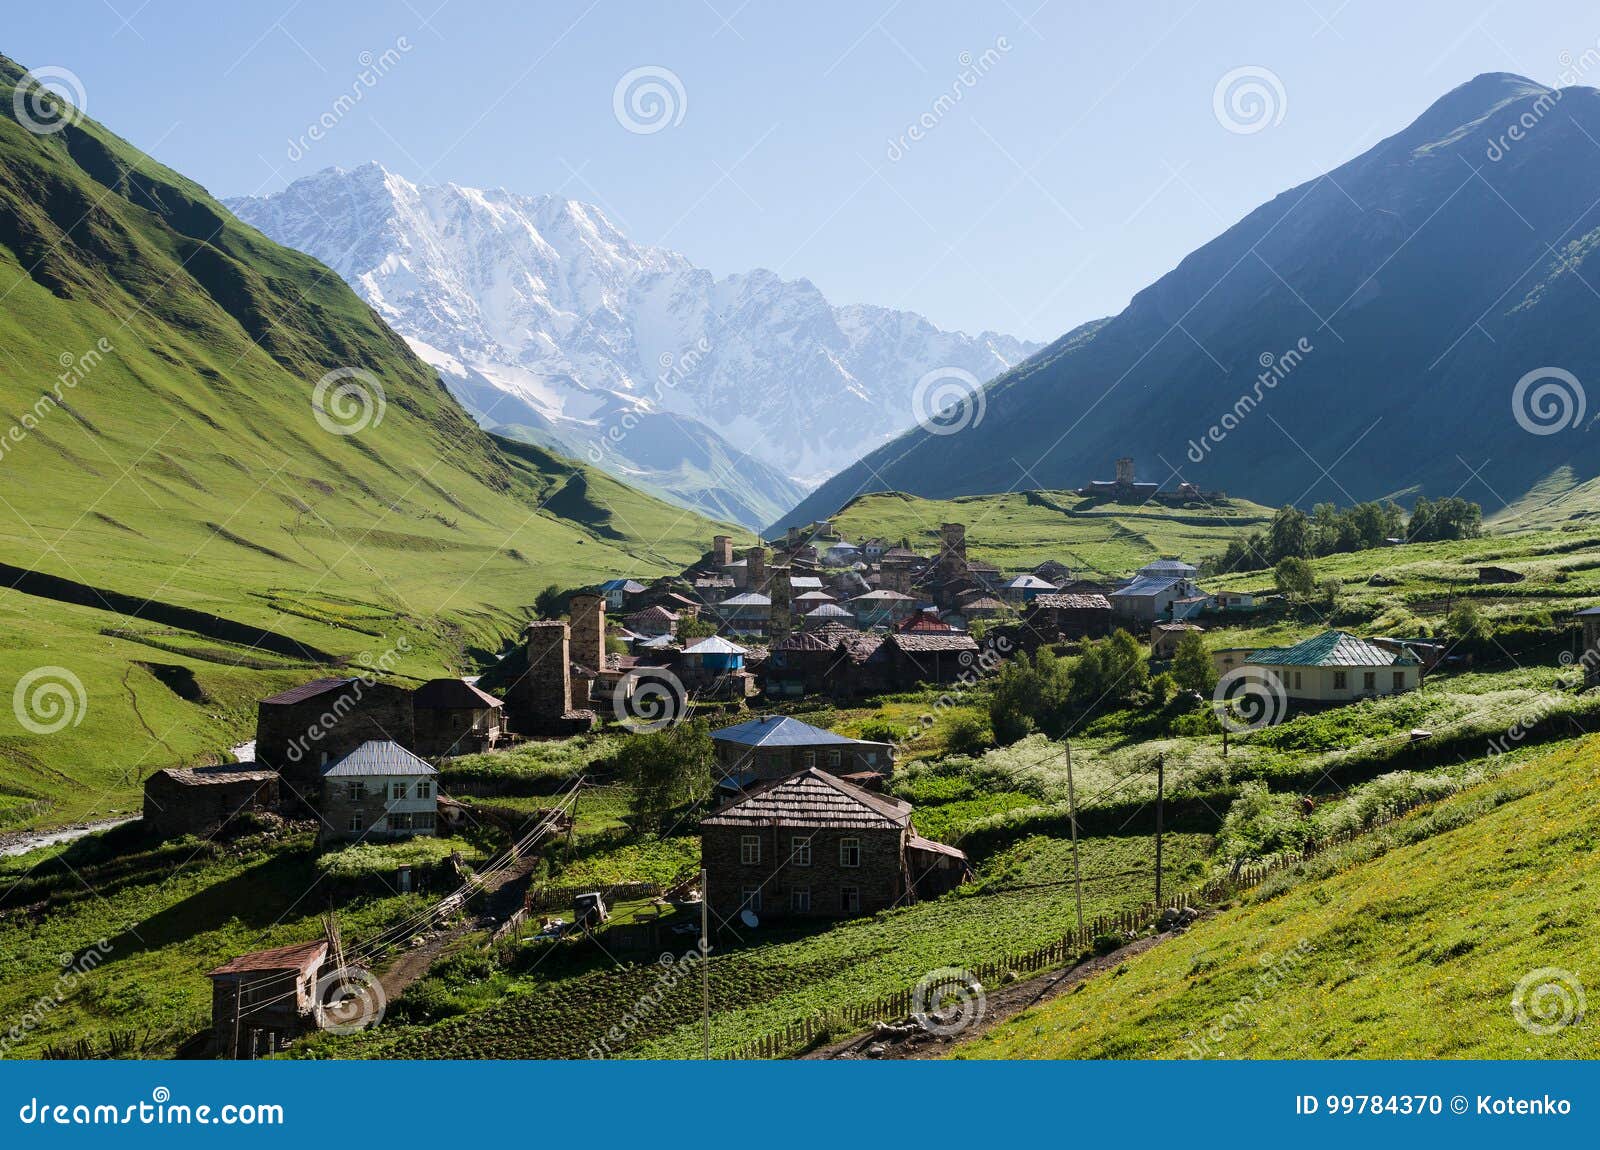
xmin=961 ymin=736 xmax=1600 ymax=1059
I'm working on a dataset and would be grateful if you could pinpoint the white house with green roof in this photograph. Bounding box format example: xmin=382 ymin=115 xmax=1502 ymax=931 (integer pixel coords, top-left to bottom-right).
xmin=1230 ymin=630 xmax=1420 ymax=702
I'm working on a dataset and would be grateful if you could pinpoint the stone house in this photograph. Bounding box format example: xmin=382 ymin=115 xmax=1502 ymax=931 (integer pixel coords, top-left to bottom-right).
xmin=413 ymin=678 xmax=506 ymax=758
xmin=1109 ymin=574 xmax=1204 ymax=626
xmin=623 ymin=604 xmax=678 ymax=637
xmin=717 ymin=592 xmax=771 ymax=633
xmin=596 ymin=578 xmax=647 ymax=610
xmin=143 ymin=766 xmax=279 ymax=839
xmin=1151 ymin=622 xmax=1203 ymax=660
xmin=254 ymin=677 xmax=415 ymax=798
xmin=502 ymin=620 xmax=596 ymax=736
xmin=208 ymin=939 xmax=328 ymax=1059
xmin=868 ymin=631 xmax=980 ymax=688
xmin=700 ymin=769 xmax=914 ymax=921
xmin=319 ymin=740 xmax=439 ymax=845
xmin=1022 ymin=592 xmax=1113 ymax=643
xmin=848 ymin=589 xmax=918 ymax=629
xmin=710 ymin=715 xmax=894 ymax=786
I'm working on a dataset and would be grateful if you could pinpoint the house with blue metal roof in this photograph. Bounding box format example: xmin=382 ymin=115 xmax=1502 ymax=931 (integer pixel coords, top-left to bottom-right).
xmin=710 ymin=715 xmax=894 ymax=786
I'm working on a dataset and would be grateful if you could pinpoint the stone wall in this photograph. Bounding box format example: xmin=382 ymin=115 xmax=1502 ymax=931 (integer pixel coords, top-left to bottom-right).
xmin=701 ymin=823 xmax=904 ymax=920
xmin=255 ymin=682 xmax=415 ymax=798
xmin=504 ymin=621 xmax=595 ymax=735
xmin=143 ymin=768 xmax=279 ymax=839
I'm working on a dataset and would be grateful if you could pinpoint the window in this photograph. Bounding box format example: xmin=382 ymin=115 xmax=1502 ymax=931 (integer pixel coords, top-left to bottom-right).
xmin=1333 ymin=670 xmax=1348 ymax=690
xmin=839 ymin=837 xmax=861 ymax=867
xmin=802 ymin=750 xmax=816 ymax=768
xmin=413 ymin=812 xmax=435 ymax=831
xmin=1393 ymin=672 xmax=1406 ymax=692
xmin=791 ymin=835 xmax=812 ymax=866
xmin=841 ymin=886 xmax=860 ymax=914
xmin=417 ymin=780 xmax=433 ymax=799
xmin=1363 ymin=671 xmax=1376 ymax=692
xmin=1293 ymin=671 xmax=1302 ymax=690
xmin=347 ymin=814 xmax=364 ymax=832
xmin=741 ymin=887 xmax=761 ymax=913
xmin=827 ymin=749 xmax=842 ymax=768
xmin=348 ymin=781 xmax=366 ymax=801
xmin=790 ymin=887 xmax=811 ymax=913
xmin=740 ymin=835 xmax=761 ymax=865
xmin=388 ymin=812 xmax=413 ymax=831
xmin=391 ymin=781 xmax=406 ymax=800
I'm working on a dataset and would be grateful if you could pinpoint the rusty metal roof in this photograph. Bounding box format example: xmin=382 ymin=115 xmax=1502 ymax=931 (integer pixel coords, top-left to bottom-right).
xmin=260 ymin=677 xmax=357 ymax=706
xmin=208 ymin=939 xmax=327 ymax=977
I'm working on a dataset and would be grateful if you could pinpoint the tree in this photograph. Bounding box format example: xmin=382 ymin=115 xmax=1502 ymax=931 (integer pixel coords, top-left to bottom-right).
xmin=674 ymin=614 xmax=720 ymax=642
xmin=1267 ymin=505 xmax=1311 ymax=563
xmin=1070 ymin=629 xmax=1149 ymax=708
xmin=534 ymin=584 xmax=567 ymax=620
xmin=1274 ymin=556 xmax=1316 ymax=600
xmin=616 ymin=721 xmax=714 ymax=831
xmin=989 ymin=650 xmax=1069 ymax=743
xmin=1171 ymin=629 xmax=1216 ymax=694
xmin=1446 ymin=600 xmax=1490 ymax=642
xmin=943 ymin=713 xmax=991 ymax=756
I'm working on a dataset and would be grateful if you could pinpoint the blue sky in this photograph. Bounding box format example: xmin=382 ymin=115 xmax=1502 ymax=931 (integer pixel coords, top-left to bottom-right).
xmin=8 ymin=2 xmax=1599 ymax=341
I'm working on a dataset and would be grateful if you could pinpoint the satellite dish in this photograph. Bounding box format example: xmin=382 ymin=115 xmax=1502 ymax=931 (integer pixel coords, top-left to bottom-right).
xmin=740 ymin=909 xmax=760 ymax=929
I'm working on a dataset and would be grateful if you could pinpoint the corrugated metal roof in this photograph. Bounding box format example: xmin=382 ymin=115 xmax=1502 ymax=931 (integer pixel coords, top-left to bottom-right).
xmin=720 ymin=593 xmax=771 ymax=607
xmin=702 ymin=768 xmax=911 ymax=829
xmin=711 ymin=715 xmax=871 ymax=747
xmin=1110 ymin=575 xmax=1186 ymax=599
xmin=1247 ymin=630 xmax=1414 ymax=668
xmin=261 ymin=677 xmax=357 ymax=706
xmin=805 ymin=603 xmax=852 ymax=617
xmin=323 ymin=740 xmax=437 ymax=777
xmin=684 ymin=636 xmax=748 ymax=655
xmin=790 ymin=577 xmax=824 ymax=590
xmin=208 ymin=939 xmax=327 ymax=977
xmin=906 ymin=834 xmax=968 ymax=860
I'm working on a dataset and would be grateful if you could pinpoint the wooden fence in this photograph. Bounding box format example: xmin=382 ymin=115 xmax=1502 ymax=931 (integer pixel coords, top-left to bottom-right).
xmin=718 ymin=794 xmax=1435 ymax=1060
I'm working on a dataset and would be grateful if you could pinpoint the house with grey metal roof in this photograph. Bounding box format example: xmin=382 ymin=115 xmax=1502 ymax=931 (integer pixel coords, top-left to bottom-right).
xmin=320 ymin=740 xmax=438 ymax=845
xmin=710 ymin=715 xmax=894 ymax=785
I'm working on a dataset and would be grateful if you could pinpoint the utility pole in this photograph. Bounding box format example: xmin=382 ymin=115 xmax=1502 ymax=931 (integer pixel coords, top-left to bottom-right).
xmin=1154 ymin=753 xmax=1165 ymax=907
xmin=1065 ymin=742 xmax=1084 ymax=939
xmin=700 ymin=868 xmax=711 ymax=1060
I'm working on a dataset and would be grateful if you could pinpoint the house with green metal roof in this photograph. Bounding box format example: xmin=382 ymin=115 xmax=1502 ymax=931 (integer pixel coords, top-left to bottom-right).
xmin=1231 ymin=630 xmax=1420 ymax=702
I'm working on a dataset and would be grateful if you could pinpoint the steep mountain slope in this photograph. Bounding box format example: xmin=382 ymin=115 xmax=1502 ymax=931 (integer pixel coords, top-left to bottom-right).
xmin=962 ymin=736 xmax=1600 ymax=1059
xmin=785 ymin=75 xmax=1600 ymax=530
xmin=225 ymin=165 xmax=1040 ymax=524
xmin=0 ymin=55 xmax=719 ymax=826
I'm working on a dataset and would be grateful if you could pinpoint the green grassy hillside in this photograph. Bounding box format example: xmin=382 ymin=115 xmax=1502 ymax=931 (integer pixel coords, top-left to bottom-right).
xmin=0 ymin=56 xmax=718 ymax=827
xmin=829 ymin=489 xmax=1273 ymax=577
xmin=962 ymin=736 xmax=1600 ymax=1059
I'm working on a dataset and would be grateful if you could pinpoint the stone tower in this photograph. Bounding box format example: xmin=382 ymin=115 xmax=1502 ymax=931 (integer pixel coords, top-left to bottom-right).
xmin=769 ymin=565 xmax=793 ymax=644
xmin=713 ymin=534 xmax=734 ymax=567
xmin=745 ymin=546 xmax=766 ymax=592
xmin=938 ymin=522 xmax=968 ymax=580
xmin=569 ymin=592 xmax=606 ymax=672
xmin=1115 ymin=457 xmax=1135 ymax=486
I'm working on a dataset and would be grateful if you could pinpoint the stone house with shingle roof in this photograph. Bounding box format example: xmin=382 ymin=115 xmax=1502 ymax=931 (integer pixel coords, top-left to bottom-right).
xmin=413 ymin=678 xmax=506 ymax=758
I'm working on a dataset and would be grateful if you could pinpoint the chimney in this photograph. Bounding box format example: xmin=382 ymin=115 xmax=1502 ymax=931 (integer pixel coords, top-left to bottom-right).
xmin=769 ymin=565 xmax=792 ymax=644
